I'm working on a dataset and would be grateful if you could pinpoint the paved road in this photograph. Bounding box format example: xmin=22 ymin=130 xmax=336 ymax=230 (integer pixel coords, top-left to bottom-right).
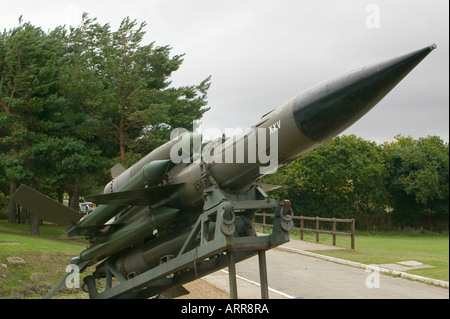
xmin=203 ymin=244 xmax=449 ymax=299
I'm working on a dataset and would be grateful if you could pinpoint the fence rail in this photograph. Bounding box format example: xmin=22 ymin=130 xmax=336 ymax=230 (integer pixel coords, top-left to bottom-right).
xmin=254 ymin=213 xmax=355 ymax=250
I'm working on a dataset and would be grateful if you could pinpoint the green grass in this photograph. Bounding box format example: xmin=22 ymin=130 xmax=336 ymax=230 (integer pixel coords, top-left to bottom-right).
xmin=256 ymin=225 xmax=449 ymax=283
xmin=1 ymin=220 xmax=75 ymax=238
xmin=0 ymin=222 xmax=88 ymax=299
xmin=290 ymin=230 xmax=449 ymax=282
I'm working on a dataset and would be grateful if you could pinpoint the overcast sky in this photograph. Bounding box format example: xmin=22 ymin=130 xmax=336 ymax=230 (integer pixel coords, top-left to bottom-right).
xmin=2 ymin=0 xmax=449 ymax=143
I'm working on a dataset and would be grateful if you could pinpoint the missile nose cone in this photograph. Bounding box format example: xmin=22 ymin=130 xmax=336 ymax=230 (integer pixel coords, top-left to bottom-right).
xmin=293 ymin=44 xmax=436 ymax=143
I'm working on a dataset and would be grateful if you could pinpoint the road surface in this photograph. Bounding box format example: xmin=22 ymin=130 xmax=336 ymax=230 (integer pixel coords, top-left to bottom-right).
xmin=203 ymin=242 xmax=449 ymax=299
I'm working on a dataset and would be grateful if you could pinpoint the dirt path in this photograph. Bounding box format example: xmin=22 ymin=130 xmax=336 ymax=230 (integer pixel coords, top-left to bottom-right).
xmin=176 ymin=278 xmax=230 ymax=299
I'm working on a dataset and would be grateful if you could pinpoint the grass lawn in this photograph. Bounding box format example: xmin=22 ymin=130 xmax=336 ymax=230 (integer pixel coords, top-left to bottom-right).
xmin=0 ymin=221 xmax=88 ymax=298
xmin=289 ymin=230 xmax=449 ymax=282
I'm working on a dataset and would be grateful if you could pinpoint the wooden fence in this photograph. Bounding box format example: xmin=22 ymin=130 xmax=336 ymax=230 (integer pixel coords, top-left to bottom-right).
xmin=254 ymin=213 xmax=355 ymax=250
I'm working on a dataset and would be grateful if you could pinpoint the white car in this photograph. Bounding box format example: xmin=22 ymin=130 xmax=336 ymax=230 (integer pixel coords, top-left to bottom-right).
xmin=79 ymin=202 xmax=96 ymax=215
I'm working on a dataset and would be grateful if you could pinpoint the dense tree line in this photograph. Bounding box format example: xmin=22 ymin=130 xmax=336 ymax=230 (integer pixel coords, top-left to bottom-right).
xmin=0 ymin=15 xmax=210 ymax=232
xmin=264 ymin=134 xmax=449 ymax=232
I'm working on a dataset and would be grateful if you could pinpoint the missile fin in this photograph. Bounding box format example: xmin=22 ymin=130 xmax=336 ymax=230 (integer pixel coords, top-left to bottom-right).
xmin=11 ymin=184 xmax=82 ymax=226
xmin=85 ymin=183 xmax=184 ymax=207
xmin=260 ymin=183 xmax=283 ymax=192
xmin=59 ymin=223 xmax=124 ymax=239
xmin=111 ymin=163 xmax=127 ymax=178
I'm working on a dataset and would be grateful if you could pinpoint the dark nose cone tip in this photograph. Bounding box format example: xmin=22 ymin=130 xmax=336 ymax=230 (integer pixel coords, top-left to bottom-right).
xmin=293 ymin=44 xmax=436 ymax=143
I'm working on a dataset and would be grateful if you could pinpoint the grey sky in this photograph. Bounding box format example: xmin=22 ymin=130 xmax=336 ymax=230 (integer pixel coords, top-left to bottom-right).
xmin=2 ymin=0 xmax=448 ymax=143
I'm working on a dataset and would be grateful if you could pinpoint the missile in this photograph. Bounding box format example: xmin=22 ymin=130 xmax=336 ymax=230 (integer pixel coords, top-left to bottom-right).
xmin=88 ymin=44 xmax=436 ymax=279
xmin=11 ymin=44 xmax=436 ymax=298
xmin=90 ymin=44 xmax=436 ymax=213
xmin=166 ymin=44 xmax=437 ymax=207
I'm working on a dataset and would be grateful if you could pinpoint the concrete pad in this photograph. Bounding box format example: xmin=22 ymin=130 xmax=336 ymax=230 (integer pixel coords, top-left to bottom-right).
xmin=398 ymin=260 xmax=422 ymax=266
xmin=377 ymin=260 xmax=435 ymax=271
xmin=397 ymin=261 xmax=435 ymax=269
xmin=377 ymin=263 xmax=412 ymax=271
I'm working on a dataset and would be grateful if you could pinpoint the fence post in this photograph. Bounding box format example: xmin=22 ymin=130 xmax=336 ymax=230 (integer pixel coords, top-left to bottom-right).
xmin=332 ymin=218 xmax=336 ymax=246
xmin=351 ymin=218 xmax=355 ymax=250
xmin=262 ymin=213 xmax=266 ymax=234
xmin=300 ymin=216 xmax=304 ymax=240
xmin=315 ymin=217 xmax=319 ymax=243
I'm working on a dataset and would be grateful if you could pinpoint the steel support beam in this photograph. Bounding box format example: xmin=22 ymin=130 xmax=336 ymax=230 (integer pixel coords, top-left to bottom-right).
xmin=227 ymin=251 xmax=238 ymax=299
xmin=82 ymin=185 xmax=293 ymax=299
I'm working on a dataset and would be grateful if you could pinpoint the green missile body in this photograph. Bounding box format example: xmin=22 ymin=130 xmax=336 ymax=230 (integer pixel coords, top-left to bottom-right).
xmin=78 ymin=206 xmax=178 ymax=265
xmin=70 ymin=160 xmax=172 ymax=235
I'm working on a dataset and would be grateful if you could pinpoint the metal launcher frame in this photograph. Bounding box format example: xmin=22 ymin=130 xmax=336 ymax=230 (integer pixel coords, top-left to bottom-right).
xmin=82 ymin=179 xmax=294 ymax=299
